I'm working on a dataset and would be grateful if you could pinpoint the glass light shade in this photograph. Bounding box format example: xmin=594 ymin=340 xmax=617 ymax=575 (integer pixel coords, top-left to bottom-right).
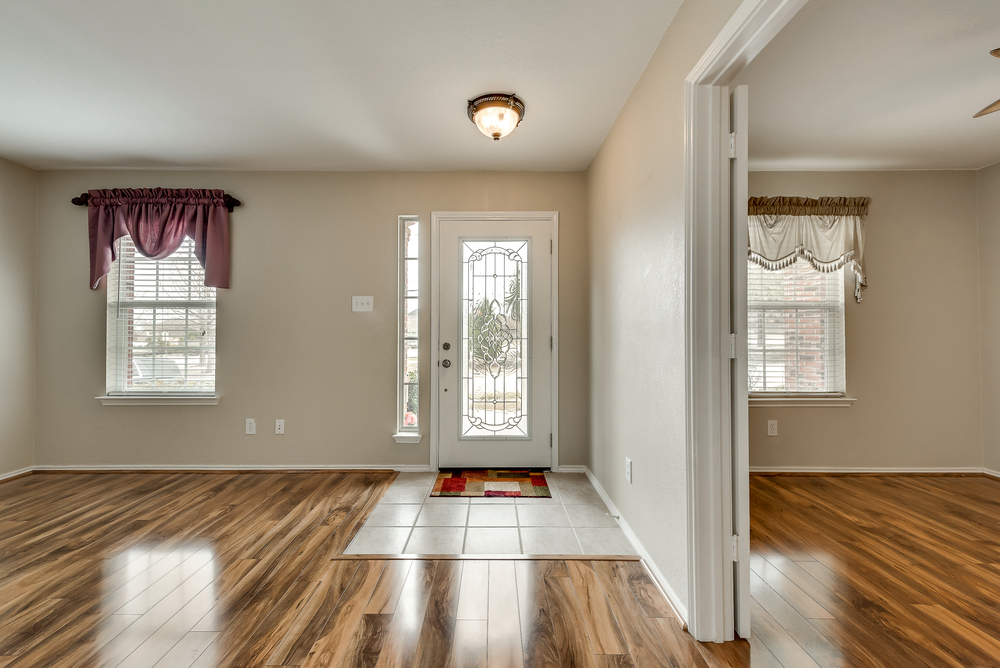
xmin=473 ymin=102 xmax=521 ymax=141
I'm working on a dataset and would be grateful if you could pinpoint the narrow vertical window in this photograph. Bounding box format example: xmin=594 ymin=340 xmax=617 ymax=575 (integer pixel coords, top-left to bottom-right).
xmin=395 ymin=216 xmax=420 ymax=441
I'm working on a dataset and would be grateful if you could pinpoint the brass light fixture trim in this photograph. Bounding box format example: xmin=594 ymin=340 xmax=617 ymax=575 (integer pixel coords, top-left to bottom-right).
xmin=973 ymin=48 xmax=1000 ymax=117
xmin=467 ymin=93 xmax=526 ymax=141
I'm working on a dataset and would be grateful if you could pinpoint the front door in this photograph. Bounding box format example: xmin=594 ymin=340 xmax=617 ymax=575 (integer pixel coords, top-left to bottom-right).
xmin=433 ymin=213 xmax=554 ymax=468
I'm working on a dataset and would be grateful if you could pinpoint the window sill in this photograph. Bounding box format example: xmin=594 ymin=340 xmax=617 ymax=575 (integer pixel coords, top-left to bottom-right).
xmin=749 ymin=395 xmax=855 ymax=408
xmin=97 ymin=395 xmax=221 ymax=406
xmin=392 ymin=432 xmax=423 ymax=444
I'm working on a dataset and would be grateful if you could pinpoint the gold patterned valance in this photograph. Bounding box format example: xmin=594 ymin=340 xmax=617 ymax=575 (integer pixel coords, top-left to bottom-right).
xmin=748 ymin=196 xmax=871 ymax=218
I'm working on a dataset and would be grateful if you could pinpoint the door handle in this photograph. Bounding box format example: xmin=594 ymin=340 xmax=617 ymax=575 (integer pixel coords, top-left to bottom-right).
xmin=442 ymin=342 xmax=451 ymax=350
xmin=441 ymin=359 xmax=451 ymax=368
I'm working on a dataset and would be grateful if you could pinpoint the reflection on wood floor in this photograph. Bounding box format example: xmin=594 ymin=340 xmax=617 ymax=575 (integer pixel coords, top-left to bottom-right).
xmin=0 ymin=472 xmax=744 ymax=667
xmin=750 ymin=474 xmax=1000 ymax=667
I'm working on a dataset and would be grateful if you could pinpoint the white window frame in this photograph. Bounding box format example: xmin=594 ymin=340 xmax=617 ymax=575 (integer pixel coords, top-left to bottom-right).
xmin=747 ymin=261 xmax=853 ymax=407
xmin=97 ymin=235 xmax=219 ymax=406
xmin=393 ymin=215 xmax=422 ymax=443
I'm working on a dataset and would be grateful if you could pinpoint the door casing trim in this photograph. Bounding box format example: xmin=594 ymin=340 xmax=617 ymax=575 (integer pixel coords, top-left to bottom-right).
xmin=684 ymin=0 xmax=809 ymax=642
xmin=430 ymin=211 xmax=560 ymax=472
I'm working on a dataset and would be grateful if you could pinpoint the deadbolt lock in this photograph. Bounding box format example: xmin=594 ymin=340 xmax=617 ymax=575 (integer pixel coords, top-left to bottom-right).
xmin=442 ymin=342 xmax=451 ymax=350
xmin=441 ymin=359 xmax=451 ymax=368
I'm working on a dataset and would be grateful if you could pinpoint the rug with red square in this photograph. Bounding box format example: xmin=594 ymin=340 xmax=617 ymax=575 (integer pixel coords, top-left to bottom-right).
xmin=430 ymin=470 xmax=551 ymax=498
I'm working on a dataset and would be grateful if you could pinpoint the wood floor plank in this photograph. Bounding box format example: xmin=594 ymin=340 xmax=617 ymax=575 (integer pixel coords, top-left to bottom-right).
xmin=267 ymin=561 xmax=360 ymax=665
xmin=748 ymin=570 xmax=844 ymax=668
xmin=342 ymin=614 xmax=393 ymax=668
xmin=299 ymin=560 xmax=386 ymax=668
xmin=450 ymin=619 xmax=488 ymax=668
xmin=565 ymin=561 xmax=626 ymax=655
xmin=149 ymin=631 xmax=218 ymax=668
xmin=372 ymin=560 xmax=438 ymax=668
xmin=647 ymin=616 xmax=711 ymax=668
xmin=543 ymin=573 xmax=599 ymax=668
xmin=620 ymin=562 xmax=674 ymax=619
xmin=366 ymin=560 xmax=414 ymax=615
xmin=487 ymin=560 xmax=525 ymax=668
xmin=514 ymin=561 xmax=561 ymax=668
xmin=456 ymin=561 xmax=490 ymax=621
xmin=591 ymin=561 xmax=677 ymax=668
xmin=749 ymin=549 xmax=834 ymax=620
xmin=596 ymin=656 xmax=634 ymax=667
xmin=747 ymin=599 xmax=823 ymax=668
xmin=413 ymin=560 xmax=462 ymax=668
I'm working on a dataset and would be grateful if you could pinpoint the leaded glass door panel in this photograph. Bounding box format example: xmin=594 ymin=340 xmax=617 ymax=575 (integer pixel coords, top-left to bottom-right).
xmin=436 ymin=216 xmax=552 ymax=468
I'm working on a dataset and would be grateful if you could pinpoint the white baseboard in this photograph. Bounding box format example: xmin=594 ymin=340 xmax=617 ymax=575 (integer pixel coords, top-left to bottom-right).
xmin=0 ymin=466 xmax=32 ymax=483
xmin=984 ymin=468 xmax=1000 ymax=480
xmin=31 ymin=464 xmax=433 ymax=473
xmin=553 ymin=464 xmax=588 ymax=473
xmin=581 ymin=467 xmax=689 ymax=626
xmin=749 ymin=466 xmax=983 ymax=475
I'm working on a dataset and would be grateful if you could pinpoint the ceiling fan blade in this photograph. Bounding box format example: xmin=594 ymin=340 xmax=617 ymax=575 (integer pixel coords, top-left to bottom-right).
xmin=974 ymin=98 xmax=1000 ymax=118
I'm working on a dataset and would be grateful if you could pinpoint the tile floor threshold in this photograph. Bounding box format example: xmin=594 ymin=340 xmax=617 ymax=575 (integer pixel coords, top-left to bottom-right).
xmin=345 ymin=471 xmax=640 ymax=556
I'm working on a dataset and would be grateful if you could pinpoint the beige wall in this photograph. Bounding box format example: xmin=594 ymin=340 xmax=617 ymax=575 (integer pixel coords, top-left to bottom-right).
xmin=978 ymin=162 xmax=1000 ymax=474
xmin=34 ymin=170 xmax=589 ymax=469
xmin=586 ymin=0 xmax=743 ymax=611
xmin=748 ymin=170 xmax=984 ymax=470
xmin=0 ymin=157 xmax=37 ymax=478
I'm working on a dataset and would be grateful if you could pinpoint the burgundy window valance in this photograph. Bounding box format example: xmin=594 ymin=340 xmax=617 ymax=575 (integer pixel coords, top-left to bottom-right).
xmin=81 ymin=188 xmax=236 ymax=289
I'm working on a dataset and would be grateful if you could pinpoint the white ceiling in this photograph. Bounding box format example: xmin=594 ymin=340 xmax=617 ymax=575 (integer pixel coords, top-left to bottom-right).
xmin=0 ymin=0 xmax=682 ymax=171
xmin=732 ymin=0 xmax=1000 ymax=171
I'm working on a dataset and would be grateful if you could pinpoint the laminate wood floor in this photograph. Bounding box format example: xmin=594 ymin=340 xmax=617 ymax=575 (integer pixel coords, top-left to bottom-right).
xmin=0 ymin=472 xmax=740 ymax=668
xmin=750 ymin=474 xmax=1000 ymax=668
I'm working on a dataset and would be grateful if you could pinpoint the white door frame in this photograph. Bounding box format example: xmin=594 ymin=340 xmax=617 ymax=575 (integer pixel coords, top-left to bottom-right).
xmin=684 ymin=0 xmax=809 ymax=642
xmin=430 ymin=211 xmax=560 ymax=472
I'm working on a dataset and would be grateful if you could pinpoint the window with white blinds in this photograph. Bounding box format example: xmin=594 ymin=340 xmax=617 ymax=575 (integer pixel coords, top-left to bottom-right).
xmin=106 ymin=235 xmax=216 ymax=395
xmin=748 ymin=259 xmax=846 ymax=395
xmin=397 ymin=216 xmax=419 ymax=433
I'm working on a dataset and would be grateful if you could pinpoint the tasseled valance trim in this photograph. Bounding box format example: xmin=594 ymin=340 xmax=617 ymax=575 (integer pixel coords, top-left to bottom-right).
xmin=748 ymin=196 xmax=871 ymax=218
xmin=748 ymin=247 xmax=867 ymax=302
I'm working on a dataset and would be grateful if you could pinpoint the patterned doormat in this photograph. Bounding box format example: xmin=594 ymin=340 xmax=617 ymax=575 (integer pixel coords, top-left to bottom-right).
xmin=431 ymin=470 xmax=551 ymax=498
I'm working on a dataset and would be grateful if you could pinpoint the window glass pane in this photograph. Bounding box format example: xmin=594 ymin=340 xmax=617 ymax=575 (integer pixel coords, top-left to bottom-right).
xmin=405 ymin=220 xmax=419 ymax=258
xmin=747 ymin=259 xmax=845 ymax=394
xmin=398 ymin=217 xmax=419 ymax=432
xmin=107 ymin=236 xmax=216 ymax=394
xmin=405 ymin=259 xmax=418 ymax=297
xmin=404 ymin=298 xmax=418 ymax=338
xmin=460 ymin=239 xmax=528 ymax=438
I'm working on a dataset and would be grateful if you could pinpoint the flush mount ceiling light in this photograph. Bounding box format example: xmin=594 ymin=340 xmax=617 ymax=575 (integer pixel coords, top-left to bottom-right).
xmin=467 ymin=93 xmax=525 ymax=141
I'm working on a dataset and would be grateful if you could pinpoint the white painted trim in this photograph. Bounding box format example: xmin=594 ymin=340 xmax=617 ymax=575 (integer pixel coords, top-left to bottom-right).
xmin=0 ymin=466 xmax=32 ymax=482
xmin=32 ymin=464 xmax=434 ymax=473
xmin=985 ymin=468 xmax=1000 ymax=480
xmin=553 ymin=464 xmax=587 ymax=473
xmin=750 ymin=466 xmax=983 ymax=475
xmin=97 ymin=395 xmax=220 ymax=406
xmin=429 ymin=211 xmax=560 ymax=472
xmin=749 ymin=396 xmax=856 ymax=408
xmin=392 ymin=433 xmax=423 ymax=444
xmin=684 ymin=0 xmax=810 ymax=643
xmin=583 ymin=467 xmax=689 ymax=625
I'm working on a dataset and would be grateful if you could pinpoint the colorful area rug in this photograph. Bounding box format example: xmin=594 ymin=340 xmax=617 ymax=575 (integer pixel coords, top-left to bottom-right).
xmin=431 ymin=470 xmax=551 ymax=498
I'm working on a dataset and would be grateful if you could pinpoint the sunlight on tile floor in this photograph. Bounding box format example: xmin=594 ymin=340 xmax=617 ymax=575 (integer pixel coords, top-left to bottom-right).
xmin=345 ymin=472 xmax=639 ymax=555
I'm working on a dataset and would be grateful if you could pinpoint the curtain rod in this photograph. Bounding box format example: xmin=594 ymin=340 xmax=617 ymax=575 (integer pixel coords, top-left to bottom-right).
xmin=71 ymin=192 xmax=242 ymax=213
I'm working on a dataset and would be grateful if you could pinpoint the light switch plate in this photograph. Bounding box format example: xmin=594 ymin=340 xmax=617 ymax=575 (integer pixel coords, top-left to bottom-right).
xmin=352 ymin=296 xmax=373 ymax=312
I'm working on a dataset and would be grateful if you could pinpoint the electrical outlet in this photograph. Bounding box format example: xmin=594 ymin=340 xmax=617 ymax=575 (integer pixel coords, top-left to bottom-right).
xmin=246 ymin=419 xmax=256 ymax=435
xmin=767 ymin=420 xmax=778 ymax=437
xmin=625 ymin=457 xmax=632 ymax=483
xmin=275 ymin=419 xmax=285 ymax=435
xmin=352 ymin=296 xmax=373 ymax=312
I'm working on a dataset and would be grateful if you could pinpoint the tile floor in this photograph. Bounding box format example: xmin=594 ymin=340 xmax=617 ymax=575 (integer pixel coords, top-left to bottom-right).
xmin=344 ymin=471 xmax=639 ymax=555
